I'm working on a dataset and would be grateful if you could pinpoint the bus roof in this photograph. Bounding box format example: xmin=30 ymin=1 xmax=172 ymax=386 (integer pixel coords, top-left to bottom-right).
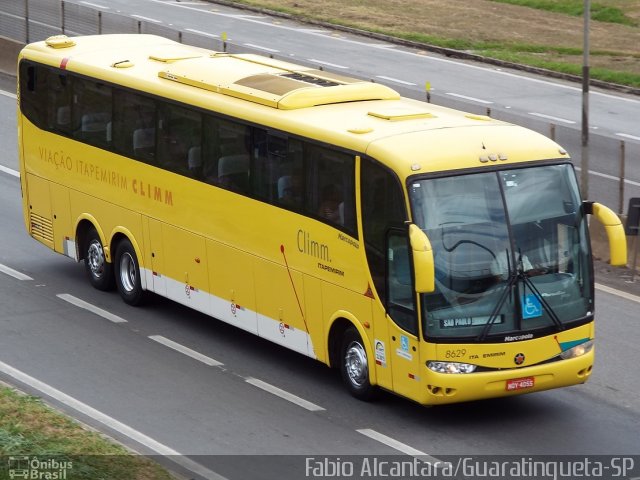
xmin=20 ymin=34 xmax=570 ymax=179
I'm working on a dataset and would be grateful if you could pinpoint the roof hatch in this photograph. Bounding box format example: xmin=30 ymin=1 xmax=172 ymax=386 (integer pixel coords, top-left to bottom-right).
xmin=368 ymin=106 xmax=435 ymax=121
xmin=158 ymin=54 xmax=399 ymax=109
xmin=45 ymin=35 xmax=76 ymax=49
xmin=149 ymin=47 xmax=204 ymax=63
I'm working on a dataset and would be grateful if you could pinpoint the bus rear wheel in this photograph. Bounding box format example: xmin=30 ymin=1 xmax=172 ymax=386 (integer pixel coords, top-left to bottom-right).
xmin=114 ymin=239 xmax=145 ymax=306
xmin=84 ymin=227 xmax=114 ymax=291
xmin=340 ymin=326 xmax=377 ymax=401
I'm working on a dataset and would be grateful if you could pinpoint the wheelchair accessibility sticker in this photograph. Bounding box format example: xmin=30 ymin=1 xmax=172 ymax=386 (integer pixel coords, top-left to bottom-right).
xmin=522 ymin=294 xmax=542 ymax=319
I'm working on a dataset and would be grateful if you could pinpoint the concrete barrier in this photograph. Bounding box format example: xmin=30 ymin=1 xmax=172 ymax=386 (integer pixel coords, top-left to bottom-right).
xmin=0 ymin=36 xmax=24 ymax=77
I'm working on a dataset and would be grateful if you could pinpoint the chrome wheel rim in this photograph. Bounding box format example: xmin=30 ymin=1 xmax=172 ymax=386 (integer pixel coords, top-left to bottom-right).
xmin=87 ymin=241 xmax=106 ymax=278
xmin=345 ymin=341 xmax=368 ymax=388
xmin=119 ymin=252 xmax=136 ymax=293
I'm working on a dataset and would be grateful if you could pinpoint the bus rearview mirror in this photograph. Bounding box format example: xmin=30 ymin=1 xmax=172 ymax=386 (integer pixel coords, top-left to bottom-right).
xmin=584 ymin=201 xmax=627 ymax=266
xmin=408 ymin=224 xmax=435 ymax=293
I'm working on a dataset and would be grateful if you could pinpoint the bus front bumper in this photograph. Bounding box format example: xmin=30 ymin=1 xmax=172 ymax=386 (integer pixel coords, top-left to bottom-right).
xmin=418 ymin=349 xmax=594 ymax=405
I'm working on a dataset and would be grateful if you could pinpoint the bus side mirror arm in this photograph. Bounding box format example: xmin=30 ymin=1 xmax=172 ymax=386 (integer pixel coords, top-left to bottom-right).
xmin=584 ymin=201 xmax=627 ymax=266
xmin=408 ymin=224 xmax=435 ymax=293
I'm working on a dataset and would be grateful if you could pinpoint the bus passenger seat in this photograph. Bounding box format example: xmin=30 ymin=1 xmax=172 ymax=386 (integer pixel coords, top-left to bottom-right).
xmin=81 ymin=112 xmax=111 ymax=133
xmin=56 ymin=106 xmax=70 ymax=127
xmin=277 ymin=175 xmax=291 ymax=200
xmin=81 ymin=112 xmax=111 ymax=144
xmin=188 ymin=146 xmax=202 ymax=177
xmin=218 ymin=154 xmax=249 ymax=193
xmin=133 ymin=128 xmax=155 ymax=160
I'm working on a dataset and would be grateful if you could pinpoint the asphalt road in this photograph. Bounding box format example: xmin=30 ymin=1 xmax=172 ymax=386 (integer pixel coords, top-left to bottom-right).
xmin=1 ymin=86 xmax=640 ymax=478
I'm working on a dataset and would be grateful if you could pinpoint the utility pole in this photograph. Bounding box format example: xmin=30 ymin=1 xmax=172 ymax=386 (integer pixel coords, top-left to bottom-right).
xmin=581 ymin=0 xmax=590 ymax=199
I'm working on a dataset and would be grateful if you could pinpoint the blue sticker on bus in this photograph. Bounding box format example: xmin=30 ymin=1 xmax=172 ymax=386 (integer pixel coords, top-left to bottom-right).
xmin=522 ymin=294 xmax=542 ymax=319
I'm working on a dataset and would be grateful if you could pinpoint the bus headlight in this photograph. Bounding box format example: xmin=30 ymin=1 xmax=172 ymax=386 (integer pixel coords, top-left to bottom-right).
xmin=427 ymin=361 xmax=477 ymax=374
xmin=559 ymin=339 xmax=594 ymax=360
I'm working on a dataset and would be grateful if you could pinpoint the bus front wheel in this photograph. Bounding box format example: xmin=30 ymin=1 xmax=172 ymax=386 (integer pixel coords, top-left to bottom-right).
xmin=84 ymin=227 xmax=114 ymax=291
xmin=340 ymin=326 xmax=377 ymax=401
xmin=114 ymin=239 xmax=145 ymax=306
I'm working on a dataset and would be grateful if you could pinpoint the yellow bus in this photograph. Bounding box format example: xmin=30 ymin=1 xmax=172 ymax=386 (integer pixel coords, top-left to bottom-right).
xmin=18 ymin=34 xmax=626 ymax=405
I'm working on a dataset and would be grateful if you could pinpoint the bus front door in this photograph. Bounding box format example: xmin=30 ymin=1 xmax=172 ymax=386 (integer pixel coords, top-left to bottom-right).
xmin=385 ymin=230 xmax=422 ymax=401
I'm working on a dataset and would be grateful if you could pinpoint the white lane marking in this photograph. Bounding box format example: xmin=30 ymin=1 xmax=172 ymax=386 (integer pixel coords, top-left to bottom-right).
xmin=357 ymin=428 xmax=436 ymax=460
xmin=574 ymin=166 xmax=640 ymax=187
xmin=149 ymin=335 xmax=223 ymax=367
xmin=575 ymin=167 xmax=619 ymax=182
xmin=232 ymin=15 xmax=266 ymax=20
xmin=185 ymin=28 xmax=219 ymax=38
xmin=56 ymin=294 xmax=128 ymax=323
xmin=80 ymin=1 xmax=109 ymax=8
xmin=528 ymin=112 xmax=576 ymax=124
xmin=0 ymin=90 xmax=17 ymax=99
xmin=376 ymin=75 xmax=416 ymax=86
xmin=297 ymin=28 xmax=329 ymax=34
xmin=595 ymin=283 xmax=640 ymax=304
xmin=616 ymin=133 xmax=640 ymax=142
xmin=307 ymin=59 xmax=349 ymax=70
xmin=131 ymin=14 xmax=162 ymax=23
xmin=593 ymin=171 xmax=619 ymax=181
xmin=245 ymin=377 xmax=325 ymax=411
xmin=446 ymin=92 xmax=493 ymax=104
xmin=0 ymin=360 xmax=228 ymax=480
xmin=244 ymin=43 xmax=279 ymax=53
xmin=0 ymin=165 xmax=20 ymax=178
xmin=623 ymin=177 xmax=640 ymax=187
xmin=0 ymin=264 xmax=33 ymax=281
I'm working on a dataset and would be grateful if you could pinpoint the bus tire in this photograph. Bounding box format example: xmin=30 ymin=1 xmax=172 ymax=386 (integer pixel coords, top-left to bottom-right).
xmin=340 ymin=326 xmax=377 ymax=401
xmin=114 ymin=238 xmax=145 ymax=306
xmin=84 ymin=227 xmax=114 ymax=291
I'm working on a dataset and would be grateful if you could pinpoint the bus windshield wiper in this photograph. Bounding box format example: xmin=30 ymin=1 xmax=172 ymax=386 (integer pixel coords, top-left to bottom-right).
xmin=519 ymin=260 xmax=564 ymax=332
xmin=478 ymin=250 xmax=517 ymax=341
xmin=478 ymin=251 xmax=564 ymax=342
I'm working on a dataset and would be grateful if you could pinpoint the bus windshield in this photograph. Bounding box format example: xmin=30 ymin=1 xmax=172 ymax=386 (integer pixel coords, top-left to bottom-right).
xmin=409 ymin=163 xmax=593 ymax=342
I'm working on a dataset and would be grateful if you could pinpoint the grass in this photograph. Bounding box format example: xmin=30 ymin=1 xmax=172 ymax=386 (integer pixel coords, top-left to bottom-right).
xmin=223 ymin=0 xmax=640 ymax=89
xmin=0 ymin=386 xmax=174 ymax=480
xmin=489 ymin=0 xmax=638 ymax=26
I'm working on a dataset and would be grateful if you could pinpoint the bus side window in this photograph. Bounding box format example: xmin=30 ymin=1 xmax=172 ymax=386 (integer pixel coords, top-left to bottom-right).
xmin=202 ymin=117 xmax=250 ymax=193
xmin=156 ymin=103 xmax=202 ymax=177
xmin=72 ymin=77 xmax=112 ymax=149
xmin=361 ymin=158 xmax=407 ymax=304
xmin=306 ymin=145 xmax=356 ymax=235
xmin=386 ymin=230 xmax=418 ymax=335
xmin=113 ymin=90 xmax=156 ymax=163
xmin=277 ymin=140 xmax=304 ymax=211
xmin=19 ymin=62 xmax=47 ymax=129
xmin=47 ymin=71 xmax=73 ymax=134
xmin=251 ymin=130 xmax=303 ymax=209
xmin=202 ymin=114 xmax=221 ymax=184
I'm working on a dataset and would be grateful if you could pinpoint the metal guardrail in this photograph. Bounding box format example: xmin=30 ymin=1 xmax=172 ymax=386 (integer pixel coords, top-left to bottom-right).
xmin=1 ymin=0 xmax=638 ymax=215
xmin=0 ymin=0 xmax=242 ymax=49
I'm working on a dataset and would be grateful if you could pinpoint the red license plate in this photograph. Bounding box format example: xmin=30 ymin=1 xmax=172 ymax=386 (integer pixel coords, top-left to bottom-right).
xmin=506 ymin=376 xmax=535 ymax=391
